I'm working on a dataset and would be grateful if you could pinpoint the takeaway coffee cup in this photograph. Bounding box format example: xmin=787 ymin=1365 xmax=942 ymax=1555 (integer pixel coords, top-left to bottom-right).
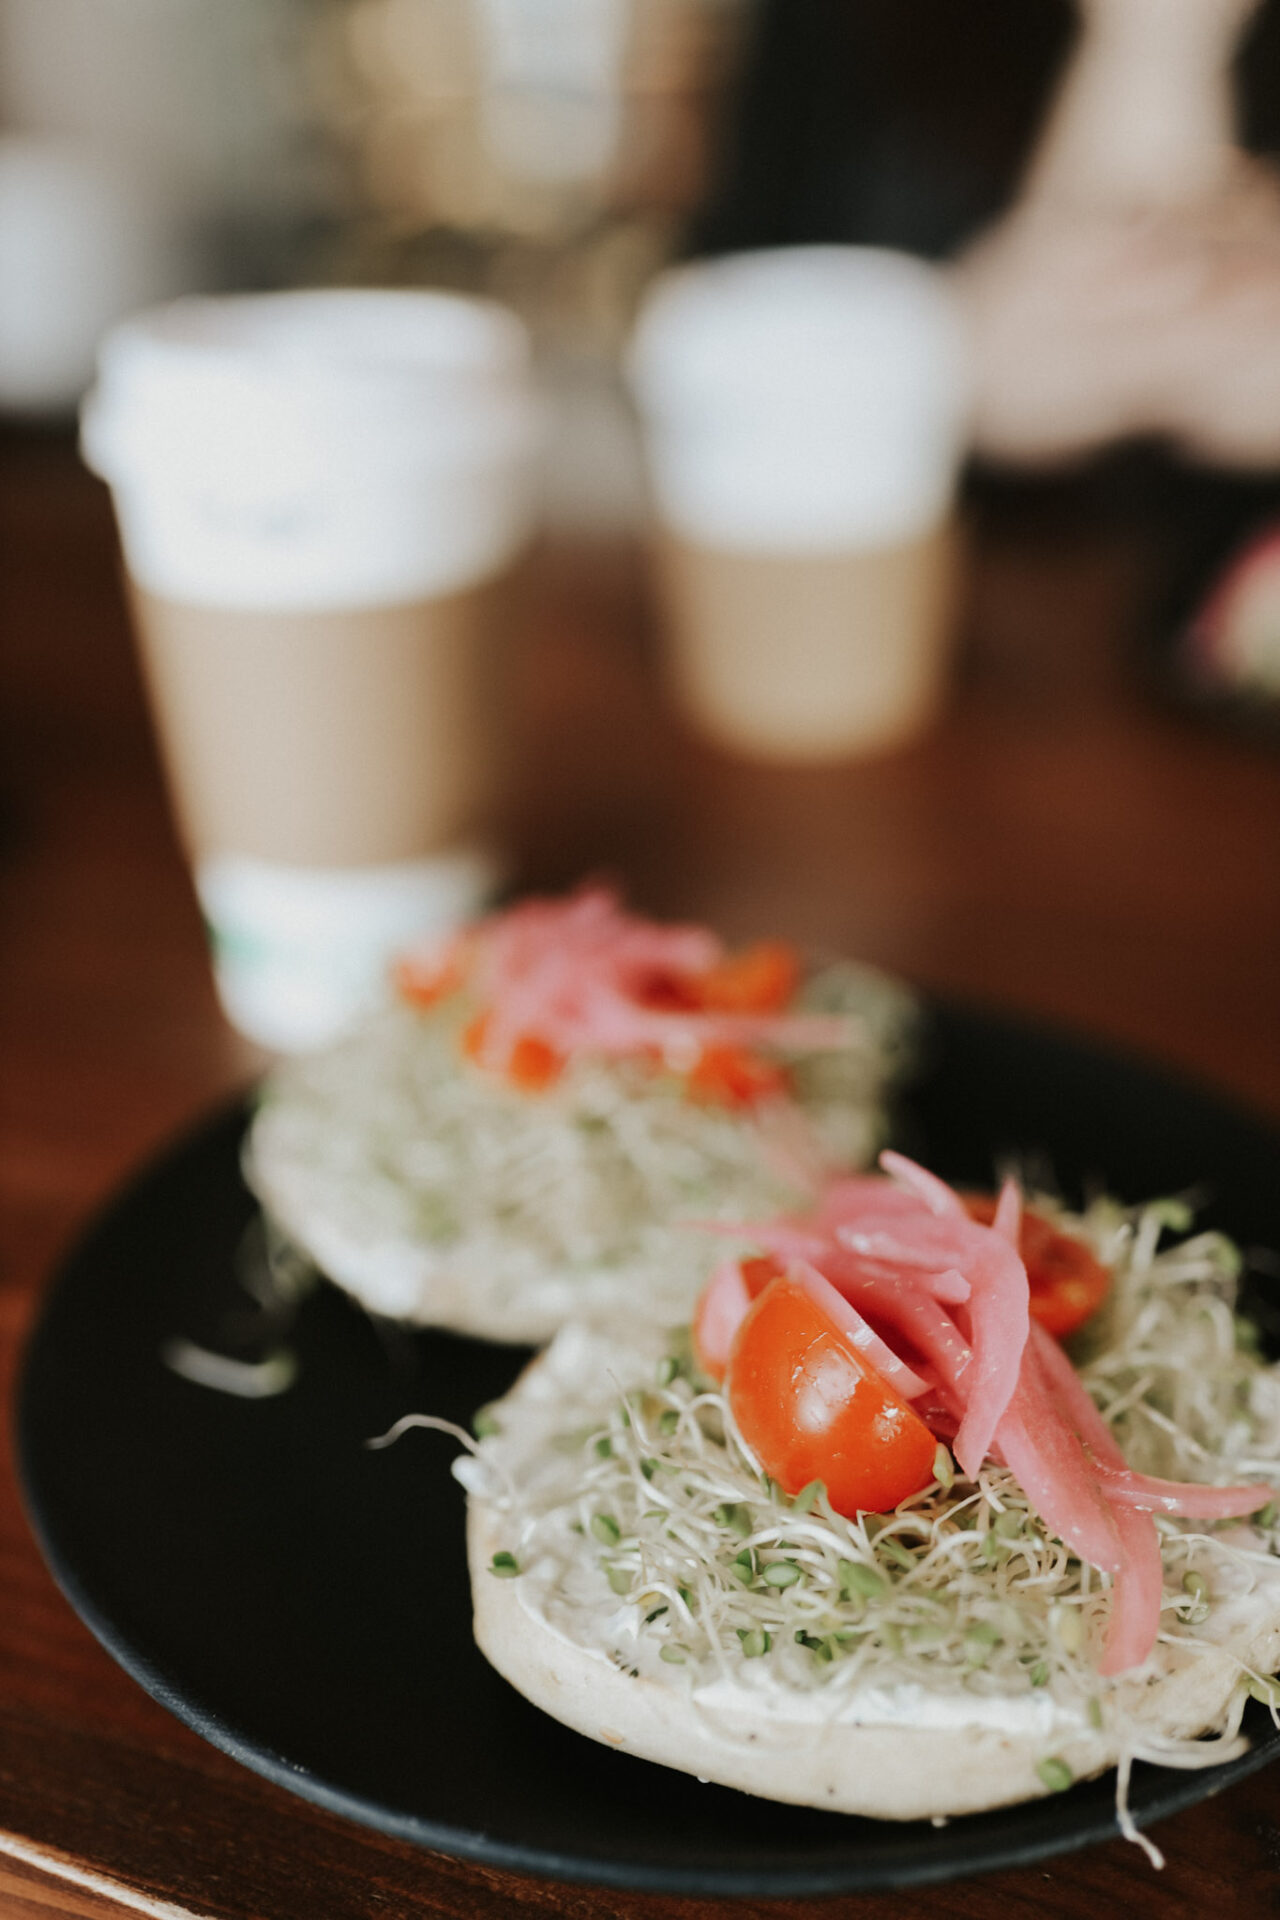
xmin=83 ymin=289 xmax=541 ymax=1049
xmin=628 ymin=248 xmax=970 ymax=760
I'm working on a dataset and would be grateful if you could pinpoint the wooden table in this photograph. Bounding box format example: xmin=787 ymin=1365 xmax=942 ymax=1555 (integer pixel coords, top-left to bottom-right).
xmin=2 ymin=425 xmax=1278 ymax=1919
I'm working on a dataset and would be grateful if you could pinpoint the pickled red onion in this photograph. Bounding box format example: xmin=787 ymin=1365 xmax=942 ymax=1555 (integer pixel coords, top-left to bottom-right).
xmin=1091 ymin=1462 xmax=1280 ymax=1519
xmin=409 ymin=887 xmax=853 ymax=1073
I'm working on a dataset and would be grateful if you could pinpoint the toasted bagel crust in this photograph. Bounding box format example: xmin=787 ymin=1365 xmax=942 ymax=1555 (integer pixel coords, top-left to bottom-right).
xmin=470 ymin=1501 xmax=1104 ymax=1818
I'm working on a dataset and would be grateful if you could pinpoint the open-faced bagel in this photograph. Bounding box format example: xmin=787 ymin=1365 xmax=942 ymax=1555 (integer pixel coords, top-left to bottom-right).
xmin=461 ymin=1293 xmax=1280 ymax=1822
xmin=245 ymin=954 xmax=913 ymax=1342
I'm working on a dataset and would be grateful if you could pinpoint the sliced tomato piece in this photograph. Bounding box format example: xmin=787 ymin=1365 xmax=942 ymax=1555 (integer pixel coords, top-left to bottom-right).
xmin=695 ymin=941 xmax=800 ymax=1014
xmin=686 ymin=1043 xmax=790 ymax=1108
xmin=394 ymin=941 xmax=466 ymax=1008
xmin=461 ymin=1011 xmax=491 ymax=1063
xmin=633 ymin=968 xmax=703 ymax=1013
xmin=506 ymin=1033 xmax=563 ymax=1090
xmin=740 ymin=1253 xmax=786 ymax=1294
xmin=462 ymin=1013 xmax=563 ymax=1091
xmin=727 ymin=1269 xmax=938 ymax=1517
xmin=692 ymin=1254 xmax=783 ymax=1380
xmin=963 ymin=1195 xmax=1111 ymax=1338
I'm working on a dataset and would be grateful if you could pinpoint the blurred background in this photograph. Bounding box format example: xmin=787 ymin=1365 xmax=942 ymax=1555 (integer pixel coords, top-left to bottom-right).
xmin=5 ymin=0 xmax=1280 ymax=1066
xmin=5 ymin=0 xmax=1280 ymax=587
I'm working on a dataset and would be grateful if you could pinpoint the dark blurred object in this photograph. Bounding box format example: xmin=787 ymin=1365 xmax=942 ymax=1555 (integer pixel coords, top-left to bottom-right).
xmin=693 ymin=0 xmax=1280 ymax=742
xmin=694 ymin=0 xmax=1280 ymax=261
xmin=0 ymin=0 xmax=346 ymax=416
xmin=321 ymin=0 xmax=751 ymax=327
xmin=1148 ymin=464 xmax=1280 ymax=737
xmin=313 ymin=0 xmax=754 ymax=532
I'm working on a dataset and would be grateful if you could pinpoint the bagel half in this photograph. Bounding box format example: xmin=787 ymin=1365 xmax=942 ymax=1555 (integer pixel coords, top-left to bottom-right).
xmin=461 ymin=1251 xmax=1280 ymax=1824
xmin=245 ymin=960 xmax=912 ymax=1341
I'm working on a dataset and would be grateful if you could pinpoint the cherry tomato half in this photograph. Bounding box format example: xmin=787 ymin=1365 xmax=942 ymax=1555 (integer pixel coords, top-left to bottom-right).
xmin=685 ymin=1044 xmax=790 ymax=1108
xmin=962 ymin=1195 xmax=1111 ymax=1338
xmin=394 ymin=941 xmax=467 ymax=1008
xmin=727 ymin=1269 xmax=938 ymax=1517
xmin=696 ymin=941 xmax=800 ymax=1014
xmin=461 ymin=1013 xmax=564 ymax=1091
xmin=634 ymin=941 xmax=799 ymax=1017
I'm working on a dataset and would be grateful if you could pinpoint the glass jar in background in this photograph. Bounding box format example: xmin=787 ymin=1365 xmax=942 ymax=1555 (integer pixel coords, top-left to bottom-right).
xmin=312 ymin=0 xmax=753 ymax=530
xmin=0 ymin=0 xmax=342 ymax=412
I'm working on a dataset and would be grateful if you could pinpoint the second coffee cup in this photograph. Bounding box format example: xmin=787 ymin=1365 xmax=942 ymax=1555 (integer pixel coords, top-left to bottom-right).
xmin=629 ymin=248 xmax=970 ymax=762
xmin=83 ymin=289 xmax=541 ymax=1049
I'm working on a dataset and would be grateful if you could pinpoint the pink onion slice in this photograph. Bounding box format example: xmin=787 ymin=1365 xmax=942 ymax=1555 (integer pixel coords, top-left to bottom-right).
xmin=1027 ymin=1323 xmax=1163 ymax=1668
xmin=880 ymin=1150 xmax=968 ymax=1218
xmin=470 ymin=885 xmax=851 ymax=1066
xmin=814 ymin=1256 xmax=975 ymax=1389
xmin=692 ymin=1258 xmax=755 ymax=1379
xmin=1096 ymin=1499 xmax=1166 ymax=1678
xmin=831 ymin=1229 xmax=973 ymax=1302
xmin=1028 ymin=1320 xmax=1126 ymax=1468
xmin=995 ymin=1346 xmax=1125 ymax=1575
xmin=788 ymin=1261 xmax=930 ymax=1401
xmin=992 ymin=1176 xmax=1022 ymax=1246
xmin=1091 ymin=1463 xmax=1280 ymax=1519
xmin=813 ymin=1176 xmax=939 ymax=1229
xmin=949 ymin=1229 xmax=1031 ymax=1477
xmin=814 ymin=1163 xmax=1030 ymax=1477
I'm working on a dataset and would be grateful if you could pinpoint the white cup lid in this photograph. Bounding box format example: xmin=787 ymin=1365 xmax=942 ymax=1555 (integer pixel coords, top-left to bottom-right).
xmin=629 ymin=246 xmax=967 ymax=427
xmin=82 ymin=288 xmax=541 ymax=491
xmin=628 ymin=247 xmax=971 ymax=548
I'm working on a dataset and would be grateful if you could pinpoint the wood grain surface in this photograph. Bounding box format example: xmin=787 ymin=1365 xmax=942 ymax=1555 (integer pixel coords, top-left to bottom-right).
xmin=2 ymin=426 xmax=1278 ymax=1919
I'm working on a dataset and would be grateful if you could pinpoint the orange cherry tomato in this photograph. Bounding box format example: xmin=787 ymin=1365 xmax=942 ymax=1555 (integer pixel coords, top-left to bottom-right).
xmin=506 ymin=1033 xmax=564 ymax=1091
xmin=461 ymin=1011 xmax=493 ymax=1065
xmin=962 ymin=1195 xmax=1111 ymax=1338
xmin=462 ymin=1013 xmax=563 ymax=1091
xmin=696 ymin=941 xmax=801 ymax=1014
xmin=740 ymin=1253 xmax=786 ymax=1294
xmin=686 ymin=1043 xmax=790 ymax=1108
xmin=727 ymin=1271 xmax=938 ymax=1517
xmin=394 ymin=943 xmax=466 ymax=1008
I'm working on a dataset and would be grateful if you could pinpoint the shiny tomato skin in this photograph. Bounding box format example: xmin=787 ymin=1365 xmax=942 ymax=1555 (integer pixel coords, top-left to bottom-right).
xmin=963 ymin=1195 xmax=1111 ymax=1338
xmin=727 ymin=1273 xmax=937 ymax=1517
xmin=696 ymin=941 xmax=800 ymax=1014
xmin=461 ymin=1013 xmax=563 ymax=1090
xmin=686 ymin=1043 xmax=789 ymax=1108
xmin=394 ymin=945 xmax=466 ymax=1008
xmin=506 ymin=1033 xmax=563 ymax=1090
xmin=739 ymin=1253 xmax=786 ymax=1294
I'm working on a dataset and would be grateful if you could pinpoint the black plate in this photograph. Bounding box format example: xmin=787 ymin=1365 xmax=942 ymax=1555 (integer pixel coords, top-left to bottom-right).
xmin=16 ymin=1003 xmax=1280 ymax=1896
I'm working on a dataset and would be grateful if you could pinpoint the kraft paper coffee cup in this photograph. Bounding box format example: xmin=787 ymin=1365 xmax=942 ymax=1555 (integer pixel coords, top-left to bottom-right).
xmin=83 ymin=289 xmax=541 ymax=1049
xmin=628 ymin=247 xmax=970 ymax=761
